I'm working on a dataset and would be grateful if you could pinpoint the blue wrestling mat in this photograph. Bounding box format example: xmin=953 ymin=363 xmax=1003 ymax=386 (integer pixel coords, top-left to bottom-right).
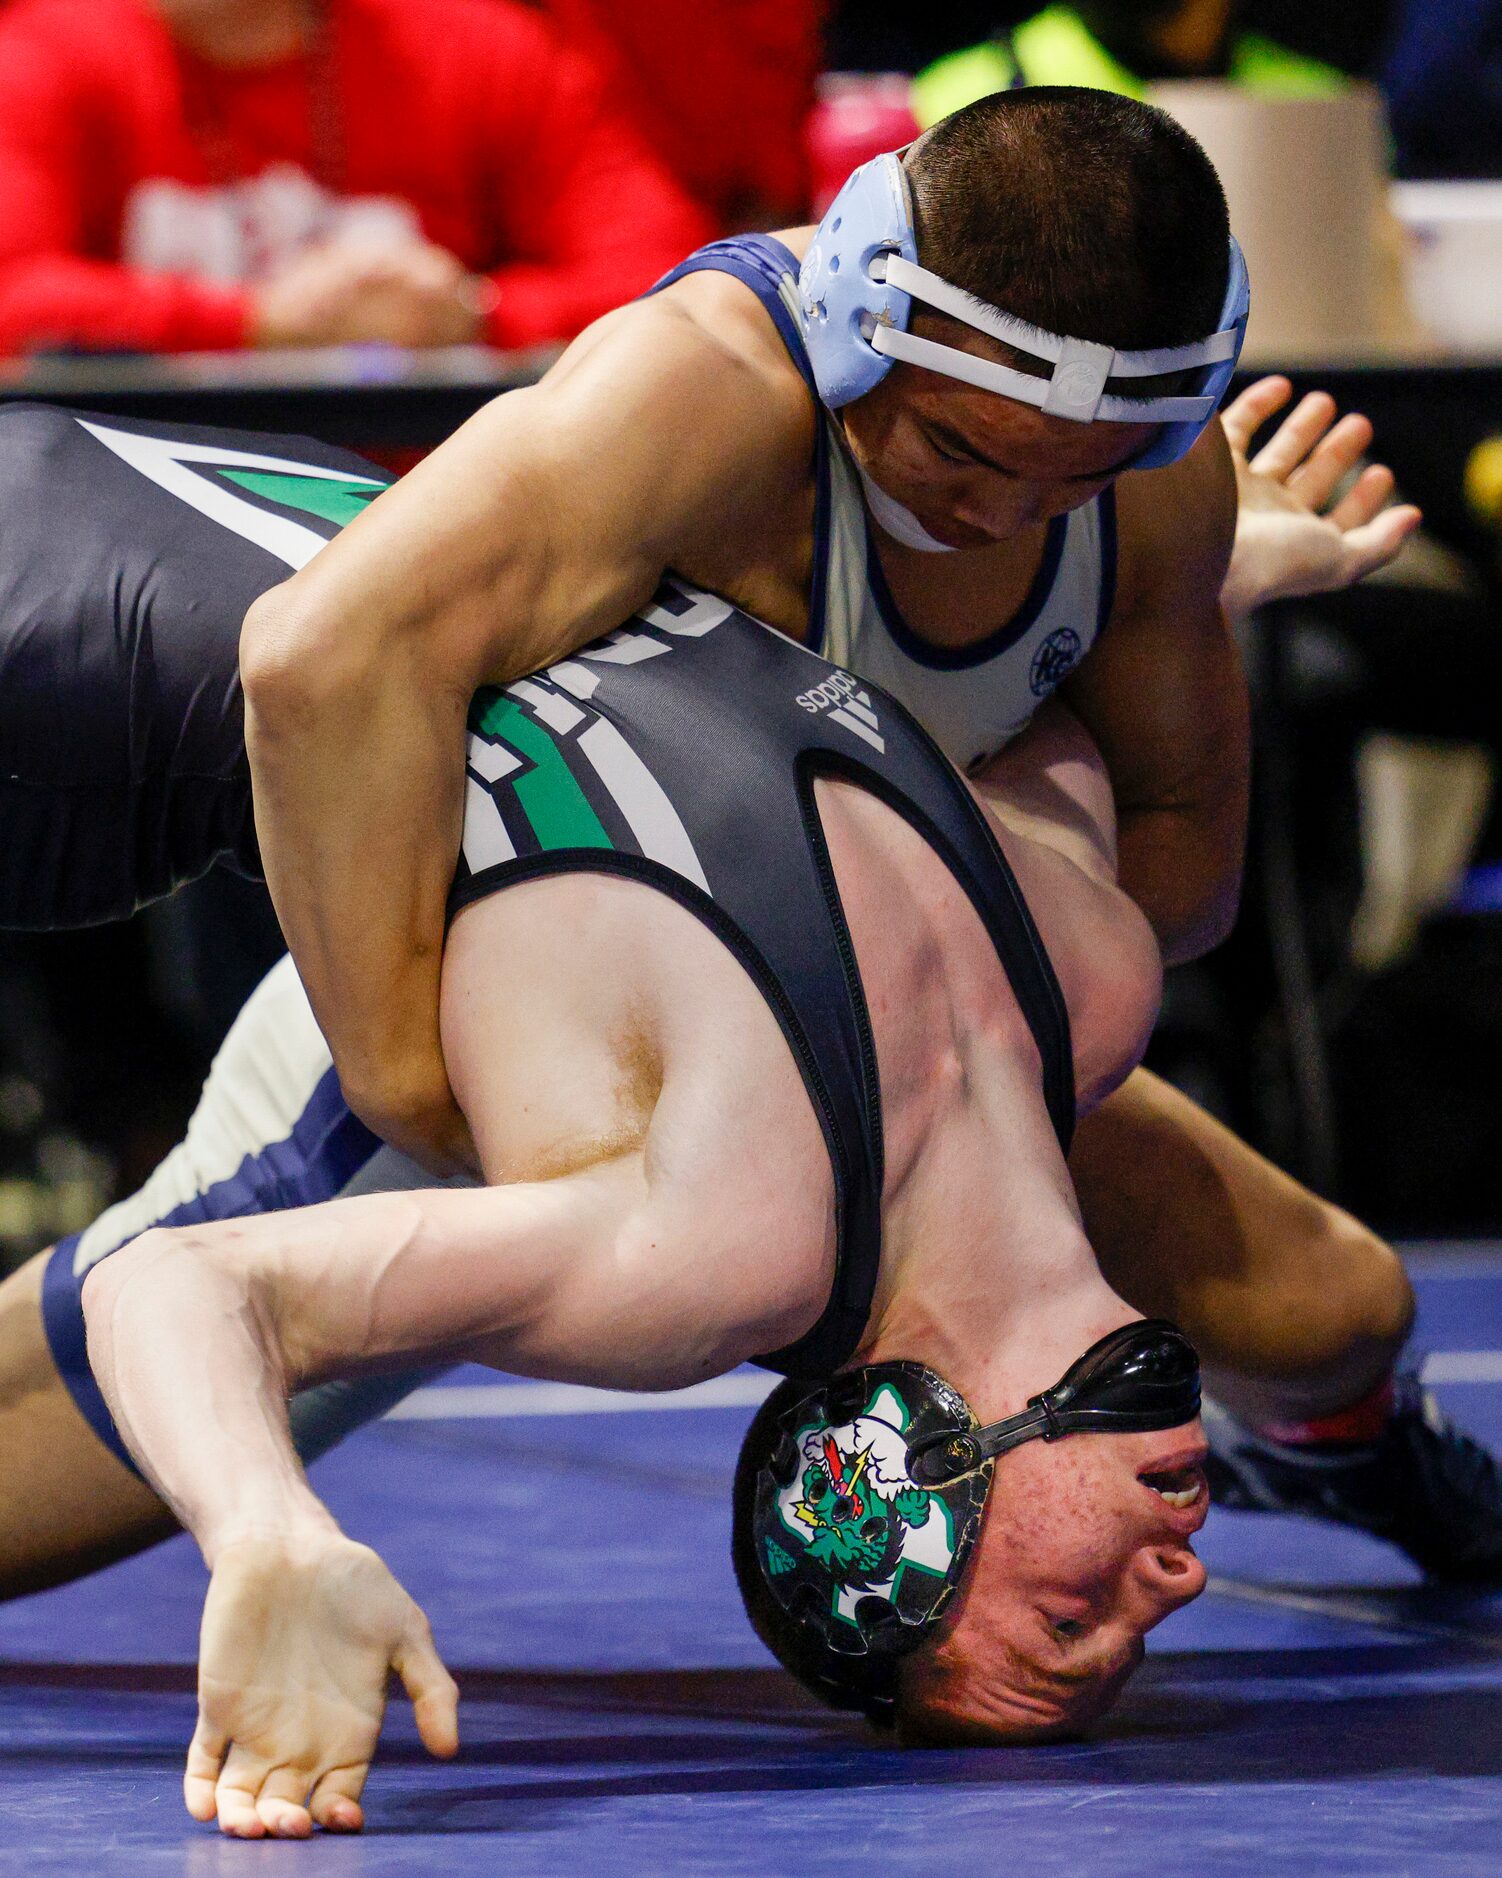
xmin=4 ymin=1247 xmax=1502 ymax=1876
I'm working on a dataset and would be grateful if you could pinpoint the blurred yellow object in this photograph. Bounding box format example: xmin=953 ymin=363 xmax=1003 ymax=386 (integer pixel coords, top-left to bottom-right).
xmin=1465 ymin=435 xmax=1502 ymax=526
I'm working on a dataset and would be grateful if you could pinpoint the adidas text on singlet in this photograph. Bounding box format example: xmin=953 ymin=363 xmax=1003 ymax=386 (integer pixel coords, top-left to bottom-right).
xmin=449 ymin=578 xmax=1074 ymax=1380
xmin=648 ymin=238 xmax=1118 ymax=776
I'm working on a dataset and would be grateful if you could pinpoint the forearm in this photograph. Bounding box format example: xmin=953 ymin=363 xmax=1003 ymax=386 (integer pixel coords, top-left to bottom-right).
xmin=1116 ymin=794 xmax=1247 ymax=965
xmin=245 ymin=618 xmax=468 ymax=1156
xmin=82 ymin=1232 xmax=336 ymax=1564
xmin=80 ymin=1172 xmax=648 ymax=1555
xmin=239 ymin=403 xmax=557 ymax=1159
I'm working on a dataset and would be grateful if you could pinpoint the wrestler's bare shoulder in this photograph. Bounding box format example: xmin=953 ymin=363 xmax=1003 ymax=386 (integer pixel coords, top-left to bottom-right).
xmin=972 ymin=709 xmax=1163 ymax=1113
xmin=530 ymin=285 xmax=820 ymax=629
xmin=547 ymin=278 xmax=813 ymax=467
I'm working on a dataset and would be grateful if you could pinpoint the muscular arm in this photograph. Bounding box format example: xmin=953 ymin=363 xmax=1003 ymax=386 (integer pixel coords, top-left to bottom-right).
xmin=80 ymin=1154 xmax=776 ymax=1836
xmin=81 ymin=1161 xmax=706 ymax=1554
xmin=1063 ymin=421 xmax=1246 ymax=965
xmin=242 ymin=292 xmax=810 ymax=1169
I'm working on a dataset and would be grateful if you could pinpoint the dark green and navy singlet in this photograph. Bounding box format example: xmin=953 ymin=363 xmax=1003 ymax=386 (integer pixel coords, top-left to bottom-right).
xmin=0 ymin=402 xmax=390 ymax=929
xmin=21 ymin=406 xmax=1071 ymax=1448
xmin=450 ymin=577 xmax=1074 ymax=1376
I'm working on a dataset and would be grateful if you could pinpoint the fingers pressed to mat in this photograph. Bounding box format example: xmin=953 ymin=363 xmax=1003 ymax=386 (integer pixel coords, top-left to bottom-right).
xmin=395 ymin=1624 xmax=461 ymax=1759
xmin=213 ymin=1742 xmax=277 ymax=1839
xmin=254 ymin=1764 xmax=317 ymax=1839
xmin=184 ymin=1715 xmax=228 ymax=1822
xmin=309 ymin=1763 xmax=369 ymax=1833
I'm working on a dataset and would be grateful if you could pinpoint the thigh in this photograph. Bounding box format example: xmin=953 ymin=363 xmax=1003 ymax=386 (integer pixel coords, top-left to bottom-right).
xmin=0 ymin=1251 xmax=174 ymax=1597
xmin=33 ymin=955 xmax=443 ymax=1564
xmin=1071 ymin=1066 xmax=1411 ymax=1380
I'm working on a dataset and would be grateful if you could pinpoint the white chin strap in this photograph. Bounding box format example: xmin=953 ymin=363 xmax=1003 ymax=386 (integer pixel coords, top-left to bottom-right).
xmin=871 ymin=255 xmax=1238 ymax=426
xmin=854 ymin=460 xmax=958 ymax=553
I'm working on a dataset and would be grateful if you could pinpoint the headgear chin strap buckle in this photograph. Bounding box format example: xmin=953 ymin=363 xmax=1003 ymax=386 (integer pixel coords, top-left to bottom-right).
xmin=799 ymin=151 xmax=1250 ymax=471
xmin=906 ymin=1319 xmax=1202 ymax=1486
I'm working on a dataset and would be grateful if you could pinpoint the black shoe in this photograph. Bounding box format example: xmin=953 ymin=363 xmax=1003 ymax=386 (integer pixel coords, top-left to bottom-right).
xmin=1203 ymin=1374 xmax=1502 ymax=1584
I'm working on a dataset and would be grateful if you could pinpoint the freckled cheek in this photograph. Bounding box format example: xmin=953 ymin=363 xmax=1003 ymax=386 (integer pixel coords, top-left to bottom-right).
xmin=1009 ymin=1453 xmax=1131 ymax=1571
xmin=1002 ymin=1456 xmax=1096 ymax=1556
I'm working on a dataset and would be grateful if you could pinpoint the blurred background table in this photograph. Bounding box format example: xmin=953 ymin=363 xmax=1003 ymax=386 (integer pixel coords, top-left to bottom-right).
xmin=0 ymin=343 xmax=559 ymax=451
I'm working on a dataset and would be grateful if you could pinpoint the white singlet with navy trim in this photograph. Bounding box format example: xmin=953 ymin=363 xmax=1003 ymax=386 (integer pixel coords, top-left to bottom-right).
xmin=759 ymin=253 xmax=1116 ymax=778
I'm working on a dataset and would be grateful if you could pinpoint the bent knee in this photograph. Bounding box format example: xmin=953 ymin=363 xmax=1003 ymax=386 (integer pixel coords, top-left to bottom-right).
xmin=1228 ymin=1200 xmax=1414 ymax=1379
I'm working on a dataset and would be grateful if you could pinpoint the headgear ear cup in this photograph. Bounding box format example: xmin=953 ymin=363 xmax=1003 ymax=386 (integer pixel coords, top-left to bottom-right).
xmin=798 ymin=156 xmax=918 ymax=409
xmin=1130 ymin=236 xmax=1251 ymax=469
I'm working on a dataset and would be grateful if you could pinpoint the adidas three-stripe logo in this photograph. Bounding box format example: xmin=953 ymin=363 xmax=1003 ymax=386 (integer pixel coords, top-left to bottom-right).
xmin=793 ymin=670 xmax=886 ymax=753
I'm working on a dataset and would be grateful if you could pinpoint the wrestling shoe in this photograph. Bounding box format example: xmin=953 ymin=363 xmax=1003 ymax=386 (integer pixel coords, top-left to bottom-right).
xmin=1203 ymin=1374 xmax=1502 ymax=1584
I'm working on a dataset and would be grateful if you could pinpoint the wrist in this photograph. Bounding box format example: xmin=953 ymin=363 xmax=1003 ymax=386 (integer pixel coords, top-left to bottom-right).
xmin=1219 ymin=546 xmax=1267 ymax=623
xmin=202 ymin=1503 xmax=344 ymax=1572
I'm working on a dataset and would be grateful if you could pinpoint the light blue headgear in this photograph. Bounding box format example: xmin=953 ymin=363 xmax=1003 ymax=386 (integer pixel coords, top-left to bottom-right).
xmin=799 ymin=152 xmax=1250 ymax=471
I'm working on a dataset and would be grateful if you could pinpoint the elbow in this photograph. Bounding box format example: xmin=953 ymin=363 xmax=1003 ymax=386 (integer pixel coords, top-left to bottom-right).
xmin=79 ymin=1228 xmax=200 ymax=1384
xmin=1161 ymin=876 xmax=1242 ymax=967
xmin=81 ymin=1224 xmax=255 ymax=1334
xmin=240 ymin=583 xmax=364 ymax=734
xmin=80 ymin=1228 xmax=176 ymax=1331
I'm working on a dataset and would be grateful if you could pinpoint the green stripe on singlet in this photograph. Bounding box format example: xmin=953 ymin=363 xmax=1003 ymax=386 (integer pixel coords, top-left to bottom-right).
xmin=218 ymin=470 xmax=384 ymax=527
xmin=476 ymin=693 xmax=613 ymax=852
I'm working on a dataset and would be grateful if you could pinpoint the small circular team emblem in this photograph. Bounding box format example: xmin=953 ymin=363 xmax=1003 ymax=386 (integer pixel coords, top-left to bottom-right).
xmin=1054 ymin=361 xmax=1101 ymax=407
xmin=1030 ymin=626 xmax=1083 ymax=698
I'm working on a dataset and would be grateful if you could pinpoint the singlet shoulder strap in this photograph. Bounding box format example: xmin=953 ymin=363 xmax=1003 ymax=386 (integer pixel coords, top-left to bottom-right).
xmin=648 ymin=236 xmax=815 ymax=395
xmin=646 ymin=236 xmax=836 ymax=653
xmin=449 ymin=588 xmax=1074 ymax=1382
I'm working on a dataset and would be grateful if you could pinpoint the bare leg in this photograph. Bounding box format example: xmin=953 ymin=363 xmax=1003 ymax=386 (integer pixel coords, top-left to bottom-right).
xmin=1072 ymin=1067 xmax=1414 ymax=1424
xmin=0 ymin=1251 xmax=176 ymax=1598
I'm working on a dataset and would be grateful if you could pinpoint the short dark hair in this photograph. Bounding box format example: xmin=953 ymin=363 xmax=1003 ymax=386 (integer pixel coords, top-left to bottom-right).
xmin=908 ymin=86 xmax=1231 ymax=353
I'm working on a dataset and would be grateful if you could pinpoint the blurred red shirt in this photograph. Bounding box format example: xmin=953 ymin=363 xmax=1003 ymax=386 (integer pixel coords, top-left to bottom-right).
xmin=0 ymin=0 xmax=711 ymax=355
xmin=542 ymin=0 xmax=824 ymax=228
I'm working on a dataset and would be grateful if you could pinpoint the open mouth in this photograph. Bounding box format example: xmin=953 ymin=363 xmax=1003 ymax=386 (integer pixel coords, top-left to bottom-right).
xmin=1138 ymin=1464 xmax=1205 ymax=1512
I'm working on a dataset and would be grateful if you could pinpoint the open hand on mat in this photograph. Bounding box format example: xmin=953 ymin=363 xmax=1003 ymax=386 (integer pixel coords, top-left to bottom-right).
xmin=186 ymin=1531 xmax=460 ymax=1838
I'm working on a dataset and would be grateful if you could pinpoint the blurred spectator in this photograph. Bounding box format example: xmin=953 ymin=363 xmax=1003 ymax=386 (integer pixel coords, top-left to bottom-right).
xmin=807 ymin=73 xmax=921 ymax=215
xmin=1243 ymin=0 xmax=1393 ymax=77
xmin=1383 ymin=0 xmax=1502 ymax=179
xmin=542 ymin=0 xmax=824 ymax=228
xmin=0 ymin=0 xmax=710 ymax=356
xmin=912 ymin=2 xmax=1345 ymax=123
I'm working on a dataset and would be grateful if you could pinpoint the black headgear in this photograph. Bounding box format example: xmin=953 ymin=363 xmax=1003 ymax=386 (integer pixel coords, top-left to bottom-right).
xmin=741 ymin=1319 xmax=1200 ymax=1721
